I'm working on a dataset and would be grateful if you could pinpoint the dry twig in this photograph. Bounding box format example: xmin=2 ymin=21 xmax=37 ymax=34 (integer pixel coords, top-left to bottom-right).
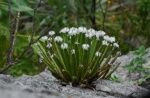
xmin=6 ymin=0 xmax=13 ymax=67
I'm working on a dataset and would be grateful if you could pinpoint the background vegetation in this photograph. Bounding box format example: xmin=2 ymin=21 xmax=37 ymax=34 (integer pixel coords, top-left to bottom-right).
xmin=0 ymin=0 xmax=150 ymax=77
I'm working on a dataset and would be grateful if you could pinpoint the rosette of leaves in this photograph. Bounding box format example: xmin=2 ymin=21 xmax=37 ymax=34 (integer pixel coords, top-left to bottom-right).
xmin=36 ymin=27 xmax=121 ymax=85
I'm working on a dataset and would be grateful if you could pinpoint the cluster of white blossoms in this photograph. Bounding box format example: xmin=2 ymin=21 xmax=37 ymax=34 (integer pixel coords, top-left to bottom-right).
xmin=103 ymin=35 xmax=115 ymax=43
xmin=95 ymin=31 xmax=106 ymax=40
xmin=41 ymin=27 xmax=119 ymax=48
xmin=68 ymin=27 xmax=79 ymax=36
xmin=85 ymin=29 xmax=95 ymax=39
xmin=59 ymin=27 xmax=118 ymax=45
xmin=39 ymin=27 xmax=120 ymax=62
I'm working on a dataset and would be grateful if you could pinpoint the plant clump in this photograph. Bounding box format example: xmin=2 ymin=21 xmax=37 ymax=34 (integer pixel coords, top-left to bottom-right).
xmin=36 ymin=27 xmax=121 ymax=85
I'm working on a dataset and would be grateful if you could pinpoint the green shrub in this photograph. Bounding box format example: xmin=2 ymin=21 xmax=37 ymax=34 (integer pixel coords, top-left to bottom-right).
xmin=36 ymin=27 xmax=121 ymax=85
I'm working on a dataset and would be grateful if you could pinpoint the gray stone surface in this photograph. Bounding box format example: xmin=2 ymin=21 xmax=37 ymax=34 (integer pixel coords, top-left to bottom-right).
xmin=0 ymin=69 xmax=149 ymax=98
xmin=113 ymin=48 xmax=150 ymax=84
xmin=95 ymin=79 xmax=149 ymax=98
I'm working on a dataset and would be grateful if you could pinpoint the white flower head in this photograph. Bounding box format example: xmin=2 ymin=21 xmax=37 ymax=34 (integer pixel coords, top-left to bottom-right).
xmin=102 ymin=40 xmax=108 ymax=45
xmin=41 ymin=36 xmax=48 ymax=41
xmin=78 ymin=27 xmax=87 ymax=33
xmin=46 ymin=43 xmax=52 ymax=48
xmin=61 ymin=43 xmax=68 ymax=49
xmin=95 ymin=31 xmax=106 ymax=40
xmin=60 ymin=27 xmax=70 ymax=33
xmin=104 ymin=35 xmax=115 ymax=43
xmin=49 ymin=31 xmax=55 ymax=36
xmin=95 ymin=52 xmax=101 ymax=57
xmin=87 ymin=28 xmax=95 ymax=34
xmin=113 ymin=43 xmax=119 ymax=48
xmin=54 ymin=36 xmax=63 ymax=42
xmin=85 ymin=33 xmax=94 ymax=39
xmin=68 ymin=27 xmax=78 ymax=36
xmin=109 ymin=37 xmax=115 ymax=43
xmin=103 ymin=35 xmax=110 ymax=41
xmin=71 ymin=49 xmax=75 ymax=54
xmin=82 ymin=44 xmax=90 ymax=50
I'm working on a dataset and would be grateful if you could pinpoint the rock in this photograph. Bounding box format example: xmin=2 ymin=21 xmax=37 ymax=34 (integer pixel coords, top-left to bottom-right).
xmin=95 ymin=79 xmax=149 ymax=98
xmin=0 ymin=82 xmax=65 ymax=98
xmin=113 ymin=47 xmax=150 ymax=84
xmin=0 ymin=69 xmax=149 ymax=98
xmin=0 ymin=74 xmax=15 ymax=83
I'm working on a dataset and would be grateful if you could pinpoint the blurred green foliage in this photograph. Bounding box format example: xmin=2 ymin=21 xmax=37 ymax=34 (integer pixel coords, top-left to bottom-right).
xmin=0 ymin=0 xmax=149 ymax=77
xmin=125 ymin=45 xmax=150 ymax=84
xmin=125 ymin=46 xmax=147 ymax=73
xmin=0 ymin=0 xmax=45 ymax=77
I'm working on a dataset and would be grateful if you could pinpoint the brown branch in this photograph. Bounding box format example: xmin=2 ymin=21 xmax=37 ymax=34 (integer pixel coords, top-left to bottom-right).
xmin=0 ymin=0 xmax=54 ymax=74
xmin=6 ymin=0 xmax=14 ymax=67
xmin=6 ymin=2 xmax=20 ymax=71
xmin=31 ymin=0 xmax=41 ymax=41
xmin=11 ymin=12 xmax=20 ymax=60
xmin=14 ymin=12 xmax=20 ymax=35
